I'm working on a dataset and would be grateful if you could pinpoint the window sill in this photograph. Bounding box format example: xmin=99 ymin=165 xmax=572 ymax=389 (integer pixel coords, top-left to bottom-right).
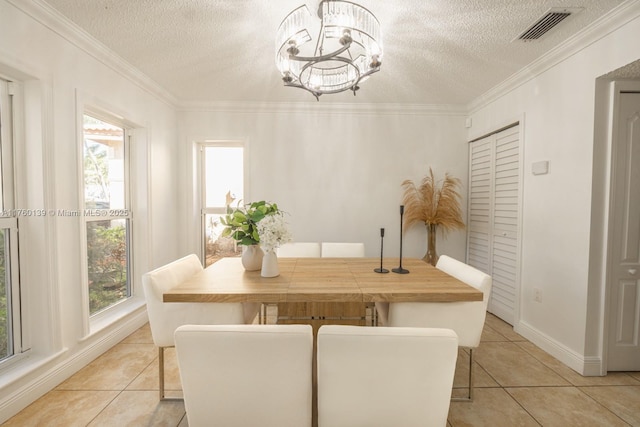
xmin=83 ymin=296 xmax=147 ymax=342
xmin=0 ymin=349 xmax=67 ymax=390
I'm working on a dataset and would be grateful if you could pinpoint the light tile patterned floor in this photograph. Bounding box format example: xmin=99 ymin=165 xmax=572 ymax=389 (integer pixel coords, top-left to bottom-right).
xmin=3 ymin=313 xmax=640 ymax=426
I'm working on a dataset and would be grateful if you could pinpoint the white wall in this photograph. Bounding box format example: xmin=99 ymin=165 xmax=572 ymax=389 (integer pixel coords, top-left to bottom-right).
xmin=178 ymin=106 xmax=469 ymax=263
xmin=0 ymin=0 xmax=179 ymax=421
xmin=467 ymin=6 xmax=640 ymax=374
xmin=3 ymin=0 xmax=638 ymax=421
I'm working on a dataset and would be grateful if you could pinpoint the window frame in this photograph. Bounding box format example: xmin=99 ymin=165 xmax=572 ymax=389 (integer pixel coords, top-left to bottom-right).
xmin=79 ymin=107 xmax=133 ymax=331
xmin=0 ymin=78 xmax=23 ymax=366
xmin=198 ymin=141 xmax=246 ymax=264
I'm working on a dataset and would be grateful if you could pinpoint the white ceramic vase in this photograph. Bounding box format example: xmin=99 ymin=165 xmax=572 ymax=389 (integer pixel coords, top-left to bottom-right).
xmin=261 ymin=250 xmax=279 ymax=278
xmin=241 ymin=245 xmax=263 ymax=271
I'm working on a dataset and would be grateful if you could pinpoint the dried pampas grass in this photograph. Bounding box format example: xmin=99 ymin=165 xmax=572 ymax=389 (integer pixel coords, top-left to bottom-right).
xmin=402 ymin=168 xmax=465 ymax=233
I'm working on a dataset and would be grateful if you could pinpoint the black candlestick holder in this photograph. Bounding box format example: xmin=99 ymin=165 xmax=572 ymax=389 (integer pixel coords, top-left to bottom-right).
xmin=374 ymin=227 xmax=389 ymax=273
xmin=393 ymin=205 xmax=410 ymax=274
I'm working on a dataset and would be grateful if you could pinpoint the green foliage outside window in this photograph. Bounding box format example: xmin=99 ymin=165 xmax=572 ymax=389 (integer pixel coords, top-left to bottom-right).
xmin=86 ymin=222 xmax=127 ymax=314
xmin=83 ymin=114 xmax=129 ymax=315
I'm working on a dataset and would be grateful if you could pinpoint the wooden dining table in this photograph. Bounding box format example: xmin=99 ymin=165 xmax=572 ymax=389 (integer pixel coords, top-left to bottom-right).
xmin=164 ymin=256 xmax=482 ymax=427
xmin=163 ymin=256 xmax=483 ymax=305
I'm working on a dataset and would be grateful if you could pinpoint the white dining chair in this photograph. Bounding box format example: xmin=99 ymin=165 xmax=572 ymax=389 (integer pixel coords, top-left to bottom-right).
xmin=141 ymin=254 xmax=259 ymax=400
xmin=277 ymin=242 xmax=321 ymax=257
xmin=321 ymin=242 xmax=365 ymax=257
xmin=385 ymin=255 xmax=492 ymax=401
xmin=175 ymin=324 xmax=313 ymax=427
xmin=317 ymin=325 xmax=458 ymax=427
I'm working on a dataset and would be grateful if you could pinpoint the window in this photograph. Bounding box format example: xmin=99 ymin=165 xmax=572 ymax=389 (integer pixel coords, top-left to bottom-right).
xmin=0 ymin=78 xmax=21 ymax=363
xmin=82 ymin=114 xmax=131 ymax=315
xmin=200 ymin=144 xmax=244 ymax=266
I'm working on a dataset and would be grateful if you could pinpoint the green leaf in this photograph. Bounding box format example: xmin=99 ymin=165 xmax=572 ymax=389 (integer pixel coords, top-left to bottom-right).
xmin=251 ymin=210 xmax=266 ymax=222
xmin=240 ymin=236 xmax=256 ymax=245
xmin=218 ymin=200 xmax=281 ymax=246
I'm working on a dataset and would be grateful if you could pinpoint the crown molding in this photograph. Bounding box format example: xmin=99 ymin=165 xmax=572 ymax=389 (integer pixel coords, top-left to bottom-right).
xmin=176 ymin=100 xmax=467 ymax=116
xmin=8 ymin=0 xmax=179 ymax=108
xmin=467 ymin=0 xmax=640 ymax=114
xmin=13 ymin=0 xmax=637 ymax=117
xmin=7 ymin=0 xmax=467 ymax=117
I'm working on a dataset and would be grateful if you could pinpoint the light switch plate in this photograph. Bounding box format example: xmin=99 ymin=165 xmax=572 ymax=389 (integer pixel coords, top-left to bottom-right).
xmin=532 ymin=160 xmax=549 ymax=175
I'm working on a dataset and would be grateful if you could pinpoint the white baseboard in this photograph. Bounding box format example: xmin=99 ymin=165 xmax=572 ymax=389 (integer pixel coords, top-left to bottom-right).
xmin=0 ymin=309 xmax=149 ymax=423
xmin=515 ymin=320 xmax=603 ymax=376
xmin=582 ymin=356 xmax=605 ymax=376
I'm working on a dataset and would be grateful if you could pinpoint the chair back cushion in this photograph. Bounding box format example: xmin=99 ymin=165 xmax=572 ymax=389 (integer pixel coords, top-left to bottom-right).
xmin=388 ymin=301 xmax=484 ymax=347
xmin=436 ymin=255 xmax=492 ymax=305
xmin=142 ymin=254 xmax=245 ymax=347
xmin=388 ymin=255 xmax=492 ymax=348
xmin=317 ymin=325 xmax=458 ymax=427
xmin=321 ymin=242 xmax=365 ymax=258
xmin=277 ymin=242 xmax=321 ymax=257
xmin=175 ymin=324 xmax=313 ymax=427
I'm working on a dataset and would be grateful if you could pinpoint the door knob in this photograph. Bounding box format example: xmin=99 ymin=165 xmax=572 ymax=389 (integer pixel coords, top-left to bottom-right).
xmin=629 ymin=269 xmax=638 ymax=275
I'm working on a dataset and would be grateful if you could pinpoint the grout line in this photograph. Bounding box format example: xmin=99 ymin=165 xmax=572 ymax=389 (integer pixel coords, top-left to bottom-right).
xmin=176 ymin=412 xmax=187 ymax=427
xmin=573 ymin=387 xmax=633 ymax=426
xmin=123 ymin=349 xmax=157 ymax=391
xmin=501 ymin=387 xmax=544 ymax=426
xmin=85 ymin=389 xmax=124 ymax=426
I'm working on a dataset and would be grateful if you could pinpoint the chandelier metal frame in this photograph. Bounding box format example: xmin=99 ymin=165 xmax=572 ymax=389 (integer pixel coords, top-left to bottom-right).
xmin=275 ymin=0 xmax=383 ymax=100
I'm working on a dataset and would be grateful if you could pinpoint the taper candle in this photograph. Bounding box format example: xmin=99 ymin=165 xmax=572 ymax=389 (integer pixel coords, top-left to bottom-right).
xmin=393 ymin=204 xmax=409 ymax=274
xmin=374 ymin=227 xmax=389 ymax=273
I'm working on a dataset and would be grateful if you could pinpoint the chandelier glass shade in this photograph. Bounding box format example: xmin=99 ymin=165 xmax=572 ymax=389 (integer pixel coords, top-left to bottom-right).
xmin=275 ymin=0 xmax=383 ymax=99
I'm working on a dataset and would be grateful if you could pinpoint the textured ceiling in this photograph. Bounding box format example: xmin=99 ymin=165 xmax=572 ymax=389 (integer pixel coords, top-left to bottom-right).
xmin=42 ymin=0 xmax=627 ymax=105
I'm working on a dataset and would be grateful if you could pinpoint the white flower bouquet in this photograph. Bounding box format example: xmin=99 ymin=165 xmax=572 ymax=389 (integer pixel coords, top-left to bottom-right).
xmin=257 ymin=213 xmax=292 ymax=253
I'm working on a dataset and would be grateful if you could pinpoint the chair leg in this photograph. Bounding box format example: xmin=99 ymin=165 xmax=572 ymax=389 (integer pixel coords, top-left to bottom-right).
xmin=372 ymin=304 xmax=378 ymax=326
xmin=159 ymin=346 xmax=166 ymax=400
xmin=452 ymin=348 xmax=474 ymax=402
xmin=159 ymin=346 xmax=183 ymax=401
xmin=468 ymin=348 xmax=474 ymax=401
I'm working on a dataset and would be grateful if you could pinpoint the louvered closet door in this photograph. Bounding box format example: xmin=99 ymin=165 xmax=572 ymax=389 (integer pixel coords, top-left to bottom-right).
xmin=467 ymin=136 xmax=493 ymax=273
xmin=467 ymin=125 xmax=521 ymax=325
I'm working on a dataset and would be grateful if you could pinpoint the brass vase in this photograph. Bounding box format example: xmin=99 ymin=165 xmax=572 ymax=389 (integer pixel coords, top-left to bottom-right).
xmin=423 ymin=223 xmax=438 ymax=266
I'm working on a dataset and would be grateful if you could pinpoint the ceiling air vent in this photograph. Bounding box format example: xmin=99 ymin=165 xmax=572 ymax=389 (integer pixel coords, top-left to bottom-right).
xmin=516 ymin=7 xmax=583 ymax=41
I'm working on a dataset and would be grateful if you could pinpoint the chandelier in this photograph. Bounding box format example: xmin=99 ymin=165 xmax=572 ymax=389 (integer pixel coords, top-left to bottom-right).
xmin=275 ymin=0 xmax=383 ymax=100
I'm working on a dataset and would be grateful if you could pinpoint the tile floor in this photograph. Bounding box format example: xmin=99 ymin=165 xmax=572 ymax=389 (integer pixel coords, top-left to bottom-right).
xmin=3 ymin=312 xmax=640 ymax=426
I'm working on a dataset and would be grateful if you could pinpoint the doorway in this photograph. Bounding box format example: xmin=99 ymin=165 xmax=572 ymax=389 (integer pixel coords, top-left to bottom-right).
xmin=606 ymin=83 xmax=640 ymax=371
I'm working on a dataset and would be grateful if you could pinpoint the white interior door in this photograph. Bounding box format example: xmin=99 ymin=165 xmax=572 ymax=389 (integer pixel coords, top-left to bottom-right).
xmin=490 ymin=127 xmax=520 ymax=324
xmin=467 ymin=125 xmax=521 ymax=325
xmin=607 ymin=91 xmax=640 ymax=371
xmin=467 ymin=136 xmax=493 ymax=273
